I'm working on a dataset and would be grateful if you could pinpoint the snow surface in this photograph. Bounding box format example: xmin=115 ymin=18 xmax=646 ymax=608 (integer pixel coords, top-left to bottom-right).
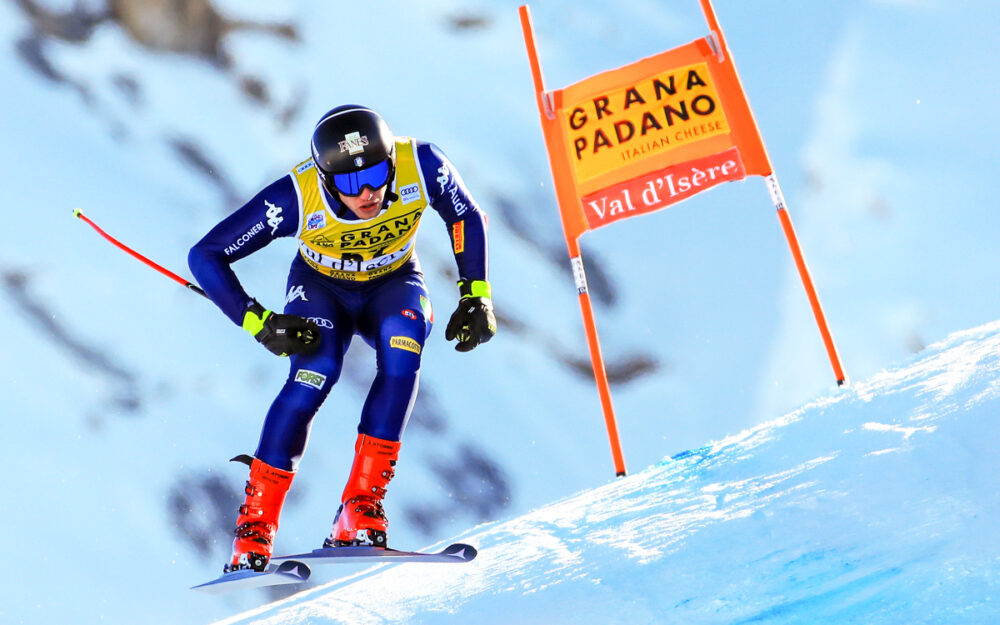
xmin=2 ymin=0 xmax=999 ymax=623
xmin=216 ymin=320 xmax=1000 ymax=624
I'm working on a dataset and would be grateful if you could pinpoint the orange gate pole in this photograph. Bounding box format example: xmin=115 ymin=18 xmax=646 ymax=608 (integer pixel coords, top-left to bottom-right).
xmin=569 ymin=241 xmax=628 ymax=477
xmin=700 ymin=0 xmax=847 ymax=386
xmin=519 ymin=5 xmax=628 ymax=476
xmin=766 ymin=175 xmax=848 ymax=385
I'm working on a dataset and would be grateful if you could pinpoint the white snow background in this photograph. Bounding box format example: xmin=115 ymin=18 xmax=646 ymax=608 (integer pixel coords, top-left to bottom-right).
xmin=1 ymin=0 xmax=998 ymax=623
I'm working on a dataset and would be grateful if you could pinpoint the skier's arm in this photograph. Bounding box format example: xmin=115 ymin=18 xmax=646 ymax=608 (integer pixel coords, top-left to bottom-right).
xmin=417 ymin=142 xmax=488 ymax=283
xmin=188 ymin=176 xmax=299 ymax=326
xmin=417 ymin=142 xmax=495 ymax=351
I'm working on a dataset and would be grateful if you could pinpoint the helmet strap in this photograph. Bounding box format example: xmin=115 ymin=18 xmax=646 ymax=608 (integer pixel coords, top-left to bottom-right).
xmin=382 ymin=160 xmax=399 ymax=203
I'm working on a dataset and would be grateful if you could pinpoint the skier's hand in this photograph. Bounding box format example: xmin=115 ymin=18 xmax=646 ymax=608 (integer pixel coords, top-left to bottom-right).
xmin=445 ymin=280 xmax=496 ymax=352
xmin=242 ymin=301 xmax=321 ymax=357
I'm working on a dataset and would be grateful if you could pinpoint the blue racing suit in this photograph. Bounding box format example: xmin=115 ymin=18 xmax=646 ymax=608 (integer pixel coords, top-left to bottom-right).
xmin=189 ymin=139 xmax=488 ymax=471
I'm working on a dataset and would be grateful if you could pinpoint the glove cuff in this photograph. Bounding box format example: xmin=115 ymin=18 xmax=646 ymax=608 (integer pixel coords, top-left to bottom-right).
xmin=458 ymin=279 xmax=491 ymax=300
xmin=242 ymin=301 xmax=272 ymax=337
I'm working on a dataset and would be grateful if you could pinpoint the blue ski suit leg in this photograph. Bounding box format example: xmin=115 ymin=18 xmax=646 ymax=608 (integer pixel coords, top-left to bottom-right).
xmin=254 ymin=263 xmax=355 ymax=471
xmin=253 ymin=259 xmax=432 ymax=471
xmin=356 ymin=272 xmax=433 ymax=442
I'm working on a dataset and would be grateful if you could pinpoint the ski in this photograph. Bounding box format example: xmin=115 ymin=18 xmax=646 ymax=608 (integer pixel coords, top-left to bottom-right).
xmin=190 ymin=560 xmax=311 ymax=595
xmin=190 ymin=543 xmax=474 ymax=594
xmin=270 ymin=542 xmax=478 ymax=565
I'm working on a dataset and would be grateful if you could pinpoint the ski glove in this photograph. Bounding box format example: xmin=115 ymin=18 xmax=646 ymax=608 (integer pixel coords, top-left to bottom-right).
xmin=445 ymin=280 xmax=497 ymax=352
xmin=242 ymin=301 xmax=321 ymax=357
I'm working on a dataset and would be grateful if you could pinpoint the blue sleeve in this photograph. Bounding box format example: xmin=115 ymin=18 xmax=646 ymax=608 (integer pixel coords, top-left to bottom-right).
xmin=188 ymin=175 xmax=300 ymax=325
xmin=416 ymin=141 xmax=488 ymax=283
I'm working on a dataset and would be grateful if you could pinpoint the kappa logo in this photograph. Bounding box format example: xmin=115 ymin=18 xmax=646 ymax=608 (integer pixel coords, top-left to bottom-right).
xmin=265 ymin=200 xmax=284 ymax=234
xmin=436 ymin=164 xmax=450 ymax=190
xmin=436 ymin=163 xmax=468 ymax=216
xmin=307 ymin=212 xmax=326 ymax=231
xmin=339 ymin=132 xmax=369 ymax=155
xmin=294 ymin=369 xmax=327 ymax=390
xmin=390 ymin=336 xmax=421 ymax=354
xmin=400 ymin=183 xmax=421 ymax=205
xmin=286 ymin=285 xmax=308 ymax=304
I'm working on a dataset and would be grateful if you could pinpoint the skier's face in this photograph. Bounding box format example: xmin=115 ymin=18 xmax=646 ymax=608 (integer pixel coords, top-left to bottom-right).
xmin=338 ymin=185 xmax=386 ymax=220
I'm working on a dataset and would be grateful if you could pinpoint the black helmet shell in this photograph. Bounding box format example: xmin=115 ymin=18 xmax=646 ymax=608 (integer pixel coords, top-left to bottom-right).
xmin=311 ymin=105 xmax=395 ymax=175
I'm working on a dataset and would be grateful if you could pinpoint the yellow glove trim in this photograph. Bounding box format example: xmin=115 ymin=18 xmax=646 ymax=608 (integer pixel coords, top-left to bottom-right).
xmin=459 ymin=279 xmax=492 ymax=300
xmin=242 ymin=307 xmax=272 ymax=336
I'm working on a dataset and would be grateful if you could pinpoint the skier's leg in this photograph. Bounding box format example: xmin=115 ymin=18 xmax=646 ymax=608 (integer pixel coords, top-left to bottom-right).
xmin=324 ymin=433 xmax=400 ymax=547
xmin=327 ymin=272 xmax=432 ymax=546
xmin=357 ymin=272 xmax=432 ymax=441
xmin=227 ymin=457 xmax=294 ymax=572
xmin=230 ymin=271 xmax=354 ymax=570
xmin=254 ymin=276 xmax=355 ymax=471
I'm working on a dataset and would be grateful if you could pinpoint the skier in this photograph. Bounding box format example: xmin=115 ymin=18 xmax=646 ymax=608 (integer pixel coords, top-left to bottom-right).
xmin=188 ymin=105 xmax=496 ymax=573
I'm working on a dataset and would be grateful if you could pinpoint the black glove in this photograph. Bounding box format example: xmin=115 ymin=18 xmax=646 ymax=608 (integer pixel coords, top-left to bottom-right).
xmin=445 ymin=280 xmax=497 ymax=352
xmin=242 ymin=301 xmax=321 ymax=357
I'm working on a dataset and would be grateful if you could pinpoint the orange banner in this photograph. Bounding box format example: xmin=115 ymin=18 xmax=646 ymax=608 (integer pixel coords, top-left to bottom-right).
xmin=539 ymin=35 xmax=771 ymax=239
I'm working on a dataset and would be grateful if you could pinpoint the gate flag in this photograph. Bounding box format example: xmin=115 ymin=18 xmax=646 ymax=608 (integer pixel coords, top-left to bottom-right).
xmin=559 ymin=43 xmax=771 ymax=235
xmin=520 ymin=1 xmax=847 ymax=478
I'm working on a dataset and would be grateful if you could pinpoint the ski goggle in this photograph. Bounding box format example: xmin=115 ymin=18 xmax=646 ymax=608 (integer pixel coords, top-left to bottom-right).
xmin=323 ymin=159 xmax=392 ymax=197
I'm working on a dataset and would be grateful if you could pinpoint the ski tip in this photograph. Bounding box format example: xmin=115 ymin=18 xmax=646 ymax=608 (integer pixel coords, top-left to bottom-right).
xmin=275 ymin=559 xmax=312 ymax=579
xmin=190 ymin=560 xmax=311 ymax=595
xmin=190 ymin=575 xmax=234 ymax=594
xmin=72 ymin=208 xmax=83 ymax=218
xmin=442 ymin=543 xmax=478 ymax=562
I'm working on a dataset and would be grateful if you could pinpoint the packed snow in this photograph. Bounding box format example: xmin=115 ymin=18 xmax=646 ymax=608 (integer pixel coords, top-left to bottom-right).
xmin=216 ymin=321 xmax=1000 ymax=624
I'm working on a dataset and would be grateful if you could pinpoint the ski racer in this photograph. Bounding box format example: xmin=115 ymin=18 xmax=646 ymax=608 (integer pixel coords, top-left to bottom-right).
xmin=188 ymin=105 xmax=496 ymax=573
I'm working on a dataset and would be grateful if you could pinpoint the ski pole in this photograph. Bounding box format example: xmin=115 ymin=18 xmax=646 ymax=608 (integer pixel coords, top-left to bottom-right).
xmin=73 ymin=208 xmax=208 ymax=299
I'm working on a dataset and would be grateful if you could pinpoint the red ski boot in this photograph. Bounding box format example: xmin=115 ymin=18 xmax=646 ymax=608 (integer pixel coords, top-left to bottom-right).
xmin=324 ymin=434 xmax=400 ymax=548
xmin=226 ymin=456 xmax=295 ymax=572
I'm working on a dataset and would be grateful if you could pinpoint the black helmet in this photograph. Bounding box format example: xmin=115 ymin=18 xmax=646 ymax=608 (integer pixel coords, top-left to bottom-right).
xmin=311 ymin=105 xmax=396 ymax=198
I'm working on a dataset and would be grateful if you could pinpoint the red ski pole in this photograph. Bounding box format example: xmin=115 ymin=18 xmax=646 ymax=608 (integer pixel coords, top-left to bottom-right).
xmin=73 ymin=208 xmax=208 ymax=298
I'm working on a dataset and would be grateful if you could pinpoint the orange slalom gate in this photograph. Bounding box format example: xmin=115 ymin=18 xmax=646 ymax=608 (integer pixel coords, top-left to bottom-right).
xmin=520 ymin=2 xmax=846 ymax=477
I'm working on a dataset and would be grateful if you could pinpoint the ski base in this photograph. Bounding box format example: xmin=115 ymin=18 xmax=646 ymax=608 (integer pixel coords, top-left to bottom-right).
xmin=271 ymin=542 xmax=477 ymax=565
xmin=191 ymin=560 xmax=311 ymax=595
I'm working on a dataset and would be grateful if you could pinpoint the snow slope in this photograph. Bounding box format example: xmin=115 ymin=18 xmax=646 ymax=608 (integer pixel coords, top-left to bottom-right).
xmin=216 ymin=320 xmax=1000 ymax=624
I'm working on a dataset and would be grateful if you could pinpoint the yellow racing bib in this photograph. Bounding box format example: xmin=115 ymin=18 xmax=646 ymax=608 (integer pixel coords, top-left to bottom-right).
xmin=289 ymin=138 xmax=429 ymax=281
